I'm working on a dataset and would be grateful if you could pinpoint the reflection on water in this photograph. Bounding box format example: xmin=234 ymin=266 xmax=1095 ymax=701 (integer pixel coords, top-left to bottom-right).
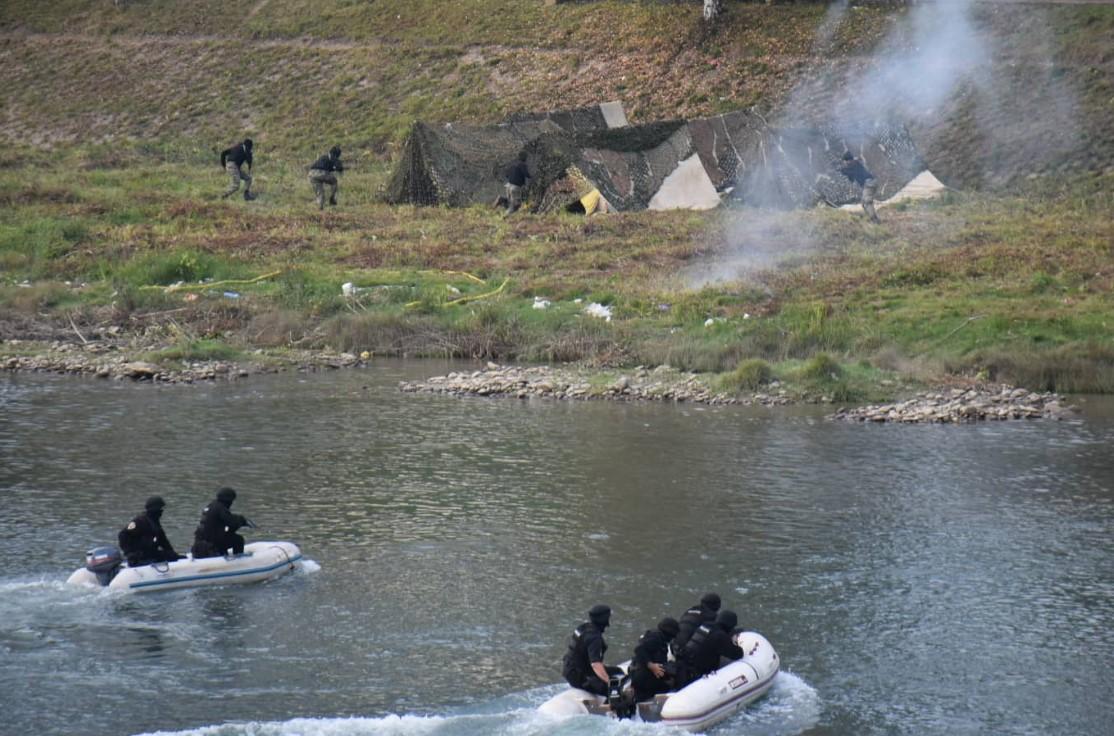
xmin=0 ymin=366 xmax=1112 ymax=736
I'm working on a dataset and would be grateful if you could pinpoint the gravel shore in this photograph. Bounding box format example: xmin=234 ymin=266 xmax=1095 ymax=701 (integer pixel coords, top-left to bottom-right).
xmin=1 ymin=338 xmax=364 ymax=384
xmin=3 ymin=343 xmax=1075 ymax=422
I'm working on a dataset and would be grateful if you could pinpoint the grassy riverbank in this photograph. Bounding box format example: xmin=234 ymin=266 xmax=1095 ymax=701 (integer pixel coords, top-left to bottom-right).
xmin=2 ymin=1 xmax=1113 ymax=398
xmin=3 ymin=147 xmax=1111 ymax=397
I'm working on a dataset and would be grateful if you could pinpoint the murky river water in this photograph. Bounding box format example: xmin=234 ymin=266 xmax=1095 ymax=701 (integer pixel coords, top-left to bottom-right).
xmin=0 ymin=362 xmax=1111 ymax=736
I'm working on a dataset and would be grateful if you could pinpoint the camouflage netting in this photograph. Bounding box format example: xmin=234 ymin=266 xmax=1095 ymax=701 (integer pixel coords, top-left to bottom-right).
xmin=503 ymin=105 xmax=615 ymax=135
xmin=525 ymin=121 xmax=698 ymax=213
xmin=384 ymin=103 xmax=619 ymax=207
xmin=384 ymin=118 xmax=564 ymax=207
xmin=386 ymin=103 xmax=926 ymax=212
xmin=688 ymin=110 xmax=924 ymax=209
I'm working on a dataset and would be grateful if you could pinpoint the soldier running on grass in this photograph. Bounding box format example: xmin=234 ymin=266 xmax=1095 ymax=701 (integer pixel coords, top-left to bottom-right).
xmin=308 ymin=145 xmax=344 ymax=210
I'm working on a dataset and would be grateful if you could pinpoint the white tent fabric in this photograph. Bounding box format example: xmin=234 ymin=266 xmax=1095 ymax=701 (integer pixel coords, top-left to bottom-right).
xmin=599 ymin=101 xmax=629 ymax=129
xmin=648 ymin=155 xmax=721 ymax=211
xmin=840 ymin=170 xmax=947 ymax=212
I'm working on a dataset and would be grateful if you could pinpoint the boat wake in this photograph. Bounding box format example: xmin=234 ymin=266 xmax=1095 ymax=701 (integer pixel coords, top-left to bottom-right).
xmin=133 ymin=672 xmax=819 ymax=736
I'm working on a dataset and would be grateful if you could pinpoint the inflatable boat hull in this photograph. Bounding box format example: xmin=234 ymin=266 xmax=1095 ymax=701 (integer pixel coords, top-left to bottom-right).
xmin=538 ymin=631 xmax=779 ymax=733
xmin=66 ymin=541 xmax=303 ymax=593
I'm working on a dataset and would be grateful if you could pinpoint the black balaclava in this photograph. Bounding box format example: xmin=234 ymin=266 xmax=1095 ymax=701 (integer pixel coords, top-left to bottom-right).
xmin=588 ymin=604 xmax=611 ymax=630
xmin=715 ymin=609 xmax=738 ymax=631
xmin=658 ymin=617 xmax=680 ymax=640
xmin=243 ymin=138 xmax=254 ymax=151
xmin=216 ymin=487 xmax=237 ymax=507
xmin=145 ymin=495 xmax=166 ymax=520
xmin=701 ymin=592 xmax=721 ymax=612
xmin=330 ymin=145 xmax=341 ymax=159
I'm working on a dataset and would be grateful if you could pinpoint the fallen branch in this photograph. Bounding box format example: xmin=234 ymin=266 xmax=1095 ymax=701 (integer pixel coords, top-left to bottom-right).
xmin=131 ymin=307 xmax=192 ymax=319
xmin=940 ymin=314 xmax=986 ymax=343
xmin=68 ymin=315 xmax=89 ymax=344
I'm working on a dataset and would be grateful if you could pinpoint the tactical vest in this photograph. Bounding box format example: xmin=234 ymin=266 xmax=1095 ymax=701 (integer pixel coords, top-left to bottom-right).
xmin=563 ymin=622 xmax=605 ymax=678
xmin=682 ymin=623 xmax=713 ymax=661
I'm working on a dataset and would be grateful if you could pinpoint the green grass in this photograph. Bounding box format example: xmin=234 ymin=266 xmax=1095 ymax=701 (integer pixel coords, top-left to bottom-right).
xmin=140 ymin=338 xmax=244 ymax=365
xmin=2 ymin=149 xmax=1111 ymax=392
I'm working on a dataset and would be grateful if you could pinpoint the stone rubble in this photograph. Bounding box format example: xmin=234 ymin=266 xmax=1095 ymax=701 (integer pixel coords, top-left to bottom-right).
xmin=831 ymin=386 xmax=1074 ymax=423
xmin=1 ymin=338 xmax=364 ymax=384
xmin=401 ymin=363 xmax=792 ymax=406
xmin=402 ymin=365 xmax=1075 ymax=422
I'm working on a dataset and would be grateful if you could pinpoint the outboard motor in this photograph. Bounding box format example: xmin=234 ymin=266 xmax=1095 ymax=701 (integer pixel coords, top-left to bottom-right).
xmin=84 ymin=546 xmax=123 ymax=586
xmin=607 ymin=673 xmax=636 ymax=720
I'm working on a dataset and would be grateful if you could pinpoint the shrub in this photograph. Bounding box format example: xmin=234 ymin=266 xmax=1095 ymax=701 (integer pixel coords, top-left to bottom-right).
xmin=800 ymin=353 xmax=842 ymax=381
xmin=720 ymin=358 xmax=773 ymax=393
xmin=965 ymin=343 xmax=1114 ymax=393
xmin=247 ymin=310 xmax=313 ymax=347
xmin=142 ymin=339 xmax=242 ymax=364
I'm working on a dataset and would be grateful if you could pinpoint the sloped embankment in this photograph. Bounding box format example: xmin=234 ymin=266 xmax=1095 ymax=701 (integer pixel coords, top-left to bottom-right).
xmin=0 ymin=3 xmax=1111 ymax=186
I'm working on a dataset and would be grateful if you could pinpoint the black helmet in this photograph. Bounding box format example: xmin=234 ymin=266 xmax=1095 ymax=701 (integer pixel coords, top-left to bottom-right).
xmin=588 ymin=604 xmax=611 ymax=628
xmin=716 ymin=609 xmax=738 ymax=631
xmin=216 ymin=487 xmax=237 ymax=505
xmin=330 ymin=145 xmax=341 ymax=158
xmin=658 ymin=617 xmax=680 ymax=640
xmin=700 ymin=592 xmax=721 ymax=611
xmin=243 ymin=138 xmax=254 ymax=149
xmin=145 ymin=496 xmax=166 ymax=512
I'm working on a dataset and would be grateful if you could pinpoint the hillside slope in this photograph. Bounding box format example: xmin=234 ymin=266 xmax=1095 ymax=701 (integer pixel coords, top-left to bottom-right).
xmin=2 ymin=1 xmax=1112 ymax=186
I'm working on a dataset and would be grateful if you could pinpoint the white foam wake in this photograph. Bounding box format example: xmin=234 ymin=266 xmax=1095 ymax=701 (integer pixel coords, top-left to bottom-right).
xmin=134 ymin=671 xmax=820 ymax=736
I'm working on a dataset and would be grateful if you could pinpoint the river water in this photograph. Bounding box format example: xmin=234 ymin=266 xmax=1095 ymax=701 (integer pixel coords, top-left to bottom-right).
xmin=0 ymin=362 xmax=1111 ymax=736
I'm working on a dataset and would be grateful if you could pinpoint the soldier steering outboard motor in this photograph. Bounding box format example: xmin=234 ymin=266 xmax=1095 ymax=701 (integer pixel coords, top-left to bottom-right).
xmin=84 ymin=546 xmax=123 ymax=586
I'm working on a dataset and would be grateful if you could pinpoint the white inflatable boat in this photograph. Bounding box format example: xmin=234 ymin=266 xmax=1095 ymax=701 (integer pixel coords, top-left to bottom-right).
xmin=539 ymin=631 xmax=779 ymax=732
xmin=66 ymin=541 xmax=304 ymax=593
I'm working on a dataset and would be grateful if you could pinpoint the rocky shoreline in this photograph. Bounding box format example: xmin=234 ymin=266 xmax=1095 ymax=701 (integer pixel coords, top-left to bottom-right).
xmin=400 ymin=364 xmax=1075 ymax=422
xmin=398 ymin=363 xmax=780 ymax=406
xmin=3 ymin=344 xmax=1076 ymax=422
xmin=0 ymin=338 xmax=365 ymax=384
xmin=831 ymin=387 xmax=1074 ymax=423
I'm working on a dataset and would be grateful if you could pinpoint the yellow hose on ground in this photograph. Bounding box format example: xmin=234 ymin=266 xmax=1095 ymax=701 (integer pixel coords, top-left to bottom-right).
xmin=142 ymin=270 xmax=283 ymax=292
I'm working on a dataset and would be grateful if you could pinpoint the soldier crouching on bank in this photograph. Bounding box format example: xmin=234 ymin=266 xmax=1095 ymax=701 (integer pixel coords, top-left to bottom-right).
xmin=308 ymin=145 xmax=344 ymax=209
xmin=220 ymin=137 xmax=255 ymax=201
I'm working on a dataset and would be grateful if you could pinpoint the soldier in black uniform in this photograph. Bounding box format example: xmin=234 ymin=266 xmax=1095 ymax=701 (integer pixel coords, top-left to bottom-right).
xmin=675 ymin=609 xmax=744 ymax=688
xmin=673 ymin=592 xmax=721 ymax=651
xmin=838 ymin=151 xmax=880 ymax=223
xmin=502 ymin=151 xmax=531 ymax=215
xmin=191 ymin=487 xmax=252 ymax=558
xmin=562 ymin=604 xmax=617 ymax=696
xmin=308 ymin=145 xmax=344 ymax=209
xmin=118 ymin=496 xmax=183 ymax=567
xmin=220 ymin=138 xmax=255 ymax=201
xmin=629 ymin=616 xmax=680 ymax=702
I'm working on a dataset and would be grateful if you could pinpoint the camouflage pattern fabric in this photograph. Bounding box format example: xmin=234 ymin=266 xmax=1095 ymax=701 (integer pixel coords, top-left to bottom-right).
xmin=503 ymin=182 xmax=522 ymax=214
xmin=309 ymin=170 xmax=338 ymax=209
xmin=861 ymin=178 xmax=880 ymax=223
xmin=222 ymin=161 xmax=252 ymax=198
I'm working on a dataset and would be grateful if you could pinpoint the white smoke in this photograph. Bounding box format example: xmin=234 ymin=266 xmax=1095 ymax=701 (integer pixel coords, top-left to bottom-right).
xmin=690 ymin=0 xmax=992 ymax=287
xmin=840 ymin=0 xmax=989 ymax=124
